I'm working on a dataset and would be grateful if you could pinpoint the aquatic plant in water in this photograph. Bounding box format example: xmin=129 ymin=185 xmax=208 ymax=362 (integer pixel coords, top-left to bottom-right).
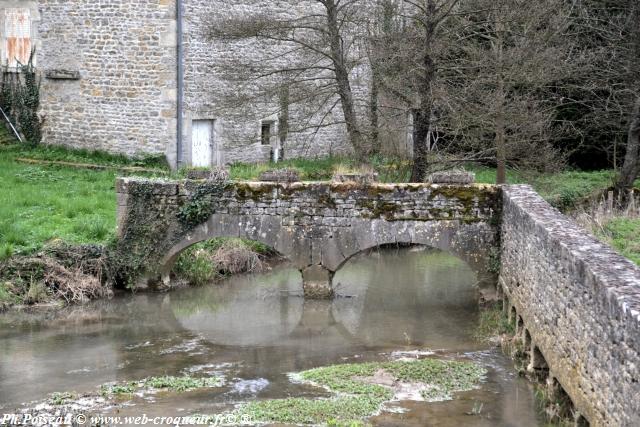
xmin=236 ymin=358 xmax=486 ymax=425
xmin=100 ymin=375 xmax=224 ymax=397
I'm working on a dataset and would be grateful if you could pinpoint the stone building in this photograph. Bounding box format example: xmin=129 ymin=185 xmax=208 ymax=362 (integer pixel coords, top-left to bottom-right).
xmin=0 ymin=0 xmax=410 ymax=168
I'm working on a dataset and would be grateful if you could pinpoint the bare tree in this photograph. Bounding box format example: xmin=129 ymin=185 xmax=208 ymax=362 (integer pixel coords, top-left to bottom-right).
xmin=368 ymin=0 xmax=463 ymax=181
xmin=619 ymin=97 xmax=640 ymax=191
xmin=603 ymin=1 xmax=640 ymax=192
xmin=442 ymin=0 xmax=574 ymax=183
xmin=370 ymin=0 xmax=571 ymax=182
xmin=208 ymin=0 xmax=371 ymax=161
xmin=562 ymin=0 xmax=640 ymax=191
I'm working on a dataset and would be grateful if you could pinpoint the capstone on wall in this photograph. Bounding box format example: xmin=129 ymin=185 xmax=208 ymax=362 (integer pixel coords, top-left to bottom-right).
xmin=499 ymin=185 xmax=640 ymax=426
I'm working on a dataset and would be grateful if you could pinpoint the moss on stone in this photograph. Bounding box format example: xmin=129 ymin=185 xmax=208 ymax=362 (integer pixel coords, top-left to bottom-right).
xmin=178 ymin=181 xmax=229 ymax=227
xmin=234 ymin=182 xmax=278 ymax=201
xmin=318 ymin=193 xmax=337 ymax=209
xmin=356 ymin=199 xmax=401 ymax=220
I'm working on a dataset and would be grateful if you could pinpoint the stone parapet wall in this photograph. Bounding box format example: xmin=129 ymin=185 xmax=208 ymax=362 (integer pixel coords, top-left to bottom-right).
xmin=118 ymin=179 xmax=499 ymax=225
xmin=499 ymin=185 xmax=640 ymax=426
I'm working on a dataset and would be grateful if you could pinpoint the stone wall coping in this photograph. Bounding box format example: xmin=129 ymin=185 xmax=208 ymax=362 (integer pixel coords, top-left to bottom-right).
xmin=503 ymin=184 xmax=640 ymax=324
xmin=116 ymin=177 xmax=498 ymax=192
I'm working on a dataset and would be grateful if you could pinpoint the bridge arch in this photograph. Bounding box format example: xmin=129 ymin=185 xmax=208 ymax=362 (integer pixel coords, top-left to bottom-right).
xmin=157 ymin=213 xmax=497 ymax=299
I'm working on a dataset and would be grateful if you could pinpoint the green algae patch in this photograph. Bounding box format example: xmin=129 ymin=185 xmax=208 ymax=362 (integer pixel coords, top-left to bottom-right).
xmin=241 ymin=397 xmax=383 ymax=426
xmin=100 ymin=375 xmax=223 ymax=397
xmin=50 ymin=392 xmax=77 ymax=406
xmin=237 ymin=358 xmax=485 ymax=425
xmin=143 ymin=375 xmax=223 ymax=392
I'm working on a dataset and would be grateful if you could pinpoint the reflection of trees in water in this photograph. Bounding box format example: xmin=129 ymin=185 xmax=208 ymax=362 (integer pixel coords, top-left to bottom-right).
xmin=175 ymin=267 xmax=305 ymax=347
xmin=175 ymin=247 xmax=480 ymax=352
xmin=333 ymin=247 xmax=479 ymax=348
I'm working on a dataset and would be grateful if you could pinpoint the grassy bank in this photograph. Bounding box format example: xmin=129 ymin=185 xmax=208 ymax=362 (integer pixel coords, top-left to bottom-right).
xmin=0 ymin=145 xmax=119 ymax=259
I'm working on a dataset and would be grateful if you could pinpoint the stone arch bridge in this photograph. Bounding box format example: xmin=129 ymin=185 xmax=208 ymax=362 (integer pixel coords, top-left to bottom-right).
xmin=116 ymin=178 xmax=640 ymax=425
xmin=116 ymin=178 xmax=500 ymax=298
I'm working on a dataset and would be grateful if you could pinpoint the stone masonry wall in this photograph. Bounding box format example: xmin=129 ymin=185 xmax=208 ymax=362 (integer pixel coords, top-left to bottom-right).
xmin=34 ymin=0 xmax=177 ymax=159
xmin=499 ymin=185 xmax=640 ymax=426
xmin=115 ymin=178 xmax=500 ymax=294
xmin=117 ymin=179 xmax=499 ymax=234
xmin=7 ymin=0 xmax=391 ymax=166
xmin=183 ymin=0 xmax=371 ymax=164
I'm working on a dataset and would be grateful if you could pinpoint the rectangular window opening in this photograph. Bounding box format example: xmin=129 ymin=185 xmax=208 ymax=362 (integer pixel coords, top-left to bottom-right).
xmin=261 ymin=121 xmax=274 ymax=146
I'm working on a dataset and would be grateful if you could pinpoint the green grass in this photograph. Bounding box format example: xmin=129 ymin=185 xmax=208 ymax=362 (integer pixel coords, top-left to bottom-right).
xmin=601 ymin=218 xmax=640 ymax=265
xmin=0 ymin=145 xmax=119 ymax=257
xmin=238 ymin=359 xmax=486 ymax=425
xmin=230 ymin=156 xmax=346 ymax=181
xmin=474 ymin=303 xmax=515 ymax=342
xmin=5 ymin=143 xmax=169 ymax=169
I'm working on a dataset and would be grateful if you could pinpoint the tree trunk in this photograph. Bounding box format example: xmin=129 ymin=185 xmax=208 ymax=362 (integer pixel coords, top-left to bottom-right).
xmin=410 ymin=2 xmax=436 ymax=183
xmin=325 ymin=0 xmax=366 ymax=162
xmin=615 ymin=97 xmax=640 ymax=191
xmin=494 ymin=12 xmax=507 ymax=185
xmin=369 ymin=65 xmax=380 ymax=155
xmin=495 ymin=76 xmax=507 ymax=184
xmin=278 ymin=84 xmax=290 ymax=159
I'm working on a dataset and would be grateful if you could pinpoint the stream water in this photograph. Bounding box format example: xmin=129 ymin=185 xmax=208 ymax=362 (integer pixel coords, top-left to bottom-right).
xmin=0 ymin=247 xmax=544 ymax=426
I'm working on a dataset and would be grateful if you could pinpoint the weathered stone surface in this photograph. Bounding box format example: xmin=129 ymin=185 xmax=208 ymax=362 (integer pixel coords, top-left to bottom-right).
xmin=44 ymin=69 xmax=80 ymax=80
xmin=116 ymin=178 xmax=500 ymax=299
xmin=429 ymin=170 xmax=476 ymax=184
xmin=301 ymin=265 xmax=334 ymax=299
xmin=33 ymin=0 xmax=177 ymax=158
xmin=259 ymin=169 xmax=300 ymax=183
xmin=500 ymin=185 xmax=640 ymax=426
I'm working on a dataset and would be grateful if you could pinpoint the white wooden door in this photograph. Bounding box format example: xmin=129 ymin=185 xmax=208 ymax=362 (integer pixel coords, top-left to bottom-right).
xmin=192 ymin=120 xmax=213 ymax=167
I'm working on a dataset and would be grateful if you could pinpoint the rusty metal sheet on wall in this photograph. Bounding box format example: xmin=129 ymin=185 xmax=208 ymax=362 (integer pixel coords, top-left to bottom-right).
xmin=5 ymin=8 xmax=31 ymax=67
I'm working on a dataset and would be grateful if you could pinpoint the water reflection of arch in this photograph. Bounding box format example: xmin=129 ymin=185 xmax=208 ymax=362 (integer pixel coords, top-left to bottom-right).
xmin=331 ymin=247 xmax=481 ymax=348
xmin=172 ymin=268 xmax=359 ymax=349
xmin=172 ymin=247 xmax=480 ymax=352
xmin=155 ymin=215 xmax=496 ymax=299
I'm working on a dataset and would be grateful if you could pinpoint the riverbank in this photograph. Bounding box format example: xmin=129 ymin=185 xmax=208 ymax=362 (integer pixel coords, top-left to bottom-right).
xmin=1 ymin=143 xmax=638 ymax=311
